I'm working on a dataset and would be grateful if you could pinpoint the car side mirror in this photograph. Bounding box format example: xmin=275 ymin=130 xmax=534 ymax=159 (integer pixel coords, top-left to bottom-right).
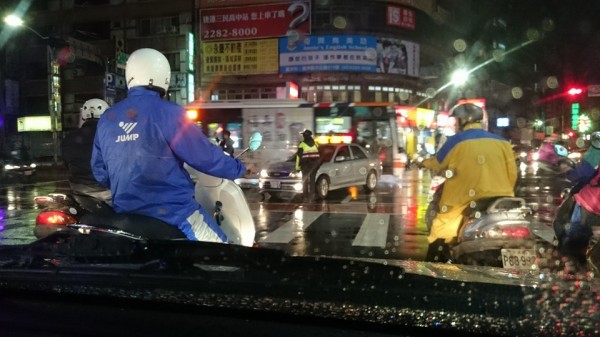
xmin=335 ymin=156 xmax=346 ymax=162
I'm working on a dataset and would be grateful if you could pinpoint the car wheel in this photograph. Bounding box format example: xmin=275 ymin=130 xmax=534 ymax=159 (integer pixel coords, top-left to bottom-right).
xmin=316 ymin=176 xmax=330 ymax=199
xmin=364 ymin=170 xmax=378 ymax=191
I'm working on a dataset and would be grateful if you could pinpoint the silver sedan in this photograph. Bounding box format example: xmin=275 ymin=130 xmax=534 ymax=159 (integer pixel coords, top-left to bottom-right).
xmin=259 ymin=143 xmax=382 ymax=199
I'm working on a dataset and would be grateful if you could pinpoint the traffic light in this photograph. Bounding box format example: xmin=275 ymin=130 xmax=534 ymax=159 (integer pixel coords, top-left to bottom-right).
xmin=568 ymin=87 xmax=583 ymax=96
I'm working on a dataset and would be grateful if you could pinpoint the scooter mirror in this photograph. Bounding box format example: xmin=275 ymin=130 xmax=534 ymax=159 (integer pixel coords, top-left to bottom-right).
xmin=424 ymin=143 xmax=436 ymax=155
xmin=248 ymin=132 xmax=262 ymax=151
xmin=592 ymin=131 xmax=600 ymax=149
xmin=554 ymin=144 xmax=568 ymax=157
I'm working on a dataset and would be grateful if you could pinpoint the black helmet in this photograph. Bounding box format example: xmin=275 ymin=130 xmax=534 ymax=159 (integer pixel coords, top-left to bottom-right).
xmin=449 ymin=103 xmax=484 ymax=130
xmin=300 ymin=129 xmax=313 ymax=137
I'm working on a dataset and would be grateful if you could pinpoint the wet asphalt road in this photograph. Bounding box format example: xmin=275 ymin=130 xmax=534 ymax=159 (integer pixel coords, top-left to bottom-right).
xmin=0 ymin=164 xmax=568 ymax=264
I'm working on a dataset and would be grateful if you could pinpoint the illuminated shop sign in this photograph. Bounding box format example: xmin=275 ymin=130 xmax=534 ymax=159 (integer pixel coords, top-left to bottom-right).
xmin=280 ymin=34 xmax=420 ymax=77
xmin=200 ymin=1 xmax=310 ymax=41
xmin=17 ymin=116 xmax=52 ymax=132
xmin=202 ymin=39 xmax=278 ymax=75
xmin=279 ymin=35 xmax=378 ymax=73
xmin=386 ymin=6 xmax=415 ymax=30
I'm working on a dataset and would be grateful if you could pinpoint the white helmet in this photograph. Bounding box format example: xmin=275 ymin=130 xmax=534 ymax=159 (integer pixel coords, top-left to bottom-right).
xmin=80 ymin=98 xmax=109 ymax=126
xmin=125 ymin=48 xmax=171 ymax=94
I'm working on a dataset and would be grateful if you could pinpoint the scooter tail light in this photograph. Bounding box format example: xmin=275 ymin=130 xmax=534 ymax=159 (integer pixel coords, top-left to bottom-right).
xmin=501 ymin=225 xmax=531 ymax=239
xmin=36 ymin=211 xmax=77 ymax=226
xmin=34 ymin=196 xmax=54 ymax=206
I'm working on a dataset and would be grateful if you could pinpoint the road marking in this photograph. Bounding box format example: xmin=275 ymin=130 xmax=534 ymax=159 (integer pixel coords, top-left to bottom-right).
xmin=352 ymin=213 xmax=390 ymax=248
xmin=341 ymin=195 xmax=353 ymax=204
xmin=259 ymin=211 xmax=323 ymax=244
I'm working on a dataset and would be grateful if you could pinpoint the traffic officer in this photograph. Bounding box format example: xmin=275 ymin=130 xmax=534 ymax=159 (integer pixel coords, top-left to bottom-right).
xmin=295 ymin=129 xmax=321 ymax=203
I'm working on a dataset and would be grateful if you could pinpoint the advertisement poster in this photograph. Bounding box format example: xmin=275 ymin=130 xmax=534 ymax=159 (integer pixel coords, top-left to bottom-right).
xmin=200 ymin=1 xmax=310 ymax=41
xmin=375 ymin=37 xmax=420 ymax=77
xmin=279 ymin=35 xmax=378 ymax=73
xmin=202 ymin=39 xmax=278 ymax=75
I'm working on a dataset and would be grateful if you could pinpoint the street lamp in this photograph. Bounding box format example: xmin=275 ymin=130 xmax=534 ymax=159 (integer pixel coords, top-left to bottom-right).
xmin=451 ymin=69 xmax=469 ymax=87
xmin=3 ymin=14 xmax=61 ymax=165
xmin=3 ymin=15 xmax=48 ymax=40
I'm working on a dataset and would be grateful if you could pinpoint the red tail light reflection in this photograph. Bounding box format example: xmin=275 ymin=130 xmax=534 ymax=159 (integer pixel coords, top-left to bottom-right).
xmin=36 ymin=211 xmax=77 ymax=226
xmin=501 ymin=226 xmax=530 ymax=238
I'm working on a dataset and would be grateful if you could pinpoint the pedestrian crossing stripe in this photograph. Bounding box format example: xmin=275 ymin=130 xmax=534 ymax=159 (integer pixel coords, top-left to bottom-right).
xmin=258 ymin=211 xmax=390 ymax=247
xmin=259 ymin=211 xmax=322 ymax=244
xmin=352 ymin=213 xmax=390 ymax=248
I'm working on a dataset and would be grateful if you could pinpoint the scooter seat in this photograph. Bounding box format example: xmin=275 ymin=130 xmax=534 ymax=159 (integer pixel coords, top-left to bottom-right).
xmin=80 ymin=213 xmax=187 ymax=240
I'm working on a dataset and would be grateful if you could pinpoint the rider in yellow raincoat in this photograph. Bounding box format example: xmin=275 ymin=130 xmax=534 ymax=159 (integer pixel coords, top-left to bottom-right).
xmin=421 ymin=103 xmax=517 ymax=262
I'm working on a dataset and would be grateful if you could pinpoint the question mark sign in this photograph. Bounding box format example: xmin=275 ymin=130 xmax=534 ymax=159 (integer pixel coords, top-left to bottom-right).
xmin=286 ymin=2 xmax=309 ymax=50
xmin=288 ymin=2 xmax=309 ymax=29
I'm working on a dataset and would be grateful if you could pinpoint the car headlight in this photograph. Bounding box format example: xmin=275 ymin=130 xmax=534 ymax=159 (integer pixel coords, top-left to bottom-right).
xmin=260 ymin=169 xmax=269 ymax=178
xmin=289 ymin=171 xmax=302 ymax=179
xmin=4 ymin=164 xmax=17 ymax=170
xmin=29 ymin=163 xmax=37 ymax=168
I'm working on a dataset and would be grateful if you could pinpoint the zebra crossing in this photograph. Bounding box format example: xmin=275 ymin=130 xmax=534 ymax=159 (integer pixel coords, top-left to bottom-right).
xmin=254 ymin=210 xmax=407 ymax=249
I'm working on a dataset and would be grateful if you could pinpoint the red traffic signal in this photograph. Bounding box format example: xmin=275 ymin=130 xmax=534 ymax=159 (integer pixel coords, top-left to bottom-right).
xmin=568 ymin=87 xmax=583 ymax=96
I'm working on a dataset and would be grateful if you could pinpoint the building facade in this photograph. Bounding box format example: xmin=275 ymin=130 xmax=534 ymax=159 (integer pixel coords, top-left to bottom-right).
xmin=1 ymin=0 xmax=533 ymax=161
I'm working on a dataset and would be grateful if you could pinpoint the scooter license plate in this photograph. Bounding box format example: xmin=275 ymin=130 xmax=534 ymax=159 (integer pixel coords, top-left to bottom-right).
xmin=501 ymin=248 xmax=536 ymax=269
xmin=270 ymin=181 xmax=280 ymax=188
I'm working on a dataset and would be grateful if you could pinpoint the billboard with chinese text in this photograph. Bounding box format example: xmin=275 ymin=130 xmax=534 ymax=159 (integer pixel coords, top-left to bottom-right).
xmin=386 ymin=6 xmax=415 ymax=30
xmin=200 ymin=1 xmax=310 ymax=41
xmin=202 ymin=39 xmax=279 ymax=75
xmin=279 ymin=35 xmax=378 ymax=73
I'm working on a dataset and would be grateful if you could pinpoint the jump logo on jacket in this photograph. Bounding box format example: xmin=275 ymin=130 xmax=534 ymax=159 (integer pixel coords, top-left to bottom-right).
xmin=116 ymin=121 xmax=139 ymax=142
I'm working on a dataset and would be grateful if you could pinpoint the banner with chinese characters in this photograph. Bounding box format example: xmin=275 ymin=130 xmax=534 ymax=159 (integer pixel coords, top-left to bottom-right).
xmin=202 ymin=39 xmax=278 ymax=75
xmin=279 ymin=35 xmax=378 ymax=73
xmin=386 ymin=5 xmax=415 ymax=30
xmin=200 ymin=1 xmax=310 ymax=41
xmin=201 ymin=0 xmax=284 ymax=8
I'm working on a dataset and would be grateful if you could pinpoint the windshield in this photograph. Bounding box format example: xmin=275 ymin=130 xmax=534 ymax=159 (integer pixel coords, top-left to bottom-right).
xmin=1 ymin=1 xmax=600 ymax=336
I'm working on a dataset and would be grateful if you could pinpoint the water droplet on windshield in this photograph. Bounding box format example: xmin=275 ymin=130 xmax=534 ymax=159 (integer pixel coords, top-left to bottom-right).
xmin=453 ymin=39 xmax=467 ymax=52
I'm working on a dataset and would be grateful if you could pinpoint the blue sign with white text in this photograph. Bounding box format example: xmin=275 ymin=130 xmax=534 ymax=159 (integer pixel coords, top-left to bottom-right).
xmin=279 ymin=35 xmax=378 ymax=73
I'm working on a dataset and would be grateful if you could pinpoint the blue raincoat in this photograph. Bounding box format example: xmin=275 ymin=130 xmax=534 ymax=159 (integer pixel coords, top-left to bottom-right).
xmin=91 ymin=87 xmax=246 ymax=240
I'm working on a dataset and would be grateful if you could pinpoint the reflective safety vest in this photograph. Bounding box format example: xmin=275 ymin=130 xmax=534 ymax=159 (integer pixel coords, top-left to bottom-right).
xmin=296 ymin=141 xmax=319 ymax=169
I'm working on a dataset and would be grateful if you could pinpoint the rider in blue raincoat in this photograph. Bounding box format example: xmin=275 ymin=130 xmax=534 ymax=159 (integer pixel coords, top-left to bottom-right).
xmin=91 ymin=48 xmax=246 ymax=242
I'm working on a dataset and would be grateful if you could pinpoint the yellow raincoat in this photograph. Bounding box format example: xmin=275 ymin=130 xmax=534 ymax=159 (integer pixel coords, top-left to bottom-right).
xmin=422 ymin=123 xmax=517 ymax=243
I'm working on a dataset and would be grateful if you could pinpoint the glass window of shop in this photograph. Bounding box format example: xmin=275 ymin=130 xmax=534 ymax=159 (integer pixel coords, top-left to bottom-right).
xmin=367 ymin=86 xmax=413 ymax=103
xmin=313 ymin=5 xmax=363 ymax=29
xmin=139 ymin=16 xmax=179 ymax=36
xmin=301 ymin=85 xmax=361 ymax=103
xmin=210 ymin=88 xmax=277 ymax=101
xmin=164 ymin=52 xmax=181 ymax=71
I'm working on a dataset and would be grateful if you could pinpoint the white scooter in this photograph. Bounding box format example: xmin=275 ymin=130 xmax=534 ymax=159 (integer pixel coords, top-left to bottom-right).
xmin=34 ymin=132 xmax=263 ymax=248
xmin=188 ymin=132 xmax=262 ymax=247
